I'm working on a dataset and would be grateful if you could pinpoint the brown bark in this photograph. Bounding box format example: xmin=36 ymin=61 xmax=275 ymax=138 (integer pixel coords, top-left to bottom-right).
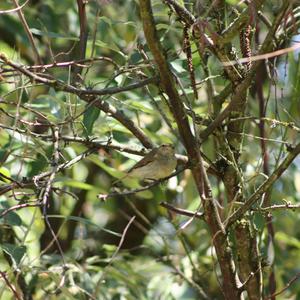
xmin=138 ymin=1 xmax=241 ymax=298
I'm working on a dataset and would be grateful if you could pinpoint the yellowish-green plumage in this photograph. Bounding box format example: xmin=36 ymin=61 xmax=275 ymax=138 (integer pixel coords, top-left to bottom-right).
xmin=116 ymin=144 xmax=177 ymax=183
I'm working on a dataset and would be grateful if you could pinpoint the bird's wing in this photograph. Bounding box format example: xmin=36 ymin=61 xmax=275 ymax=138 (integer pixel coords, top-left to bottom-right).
xmin=128 ymin=148 xmax=158 ymax=172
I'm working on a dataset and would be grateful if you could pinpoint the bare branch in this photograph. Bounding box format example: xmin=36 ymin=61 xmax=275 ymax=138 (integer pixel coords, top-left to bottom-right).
xmin=0 ymin=203 xmax=41 ymax=218
xmin=12 ymin=0 xmax=42 ymax=64
xmin=0 ymin=0 xmax=29 ymax=14
xmin=97 ymin=166 xmax=188 ymax=201
xmin=0 ymin=54 xmax=154 ymax=148
xmin=265 ymin=272 xmax=300 ymax=299
xmin=0 ymin=271 xmax=22 ymax=300
xmin=160 ymin=202 xmax=204 ymax=219
xmin=139 ymin=1 xmax=241 ymax=298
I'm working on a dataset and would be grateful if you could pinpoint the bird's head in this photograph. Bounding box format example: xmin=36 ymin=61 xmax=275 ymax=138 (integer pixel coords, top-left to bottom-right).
xmin=157 ymin=144 xmax=175 ymax=157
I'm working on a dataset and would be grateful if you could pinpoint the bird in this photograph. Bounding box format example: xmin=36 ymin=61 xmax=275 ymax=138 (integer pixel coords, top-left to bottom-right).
xmin=113 ymin=144 xmax=177 ymax=184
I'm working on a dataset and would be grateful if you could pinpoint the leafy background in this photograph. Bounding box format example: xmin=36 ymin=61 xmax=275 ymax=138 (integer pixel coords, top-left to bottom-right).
xmin=0 ymin=0 xmax=300 ymax=299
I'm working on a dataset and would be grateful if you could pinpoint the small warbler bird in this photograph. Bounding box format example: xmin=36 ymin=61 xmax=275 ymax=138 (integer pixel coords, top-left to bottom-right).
xmin=115 ymin=144 xmax=177 ymax=184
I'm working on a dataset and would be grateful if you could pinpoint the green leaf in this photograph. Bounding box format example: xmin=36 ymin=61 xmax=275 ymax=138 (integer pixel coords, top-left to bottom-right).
xmin=0 ymin=167 xmax=10 ymax=183
xmin=94 ymin=40 xmax=121 ymax=54
xmin=30 ymin=28 xmax=78 ymax=41
xmin=83 ymin=105 xmax=100 ymax=137
xmin=276 ymin=232 xmax=300 ymax=249
xmin=0 ymin=136 xmax=11 ymax=164
xmin=1 ymin=243 xmax=26 ymax=266
xmin=47 ymin=215 xmax=121 ymax=237
xmin=136 ymin=190 xmax=153 ymax=199
xmin=28 ymin=151 xmax=49 ymax=177
xmin=88 ymin=155 xmax=124 ymax=178
xmin=225 ymin=0 xmax=240 ymax=4
xmin=156 ymin=24 xmax=172 ymax=30
xmin=61 ymin=179 xmax=94 ymax=190
xmin=253 ymin=213 xmax=265 ymax=232
xmin=126 ymin=100 xmax=155 ymax=114
xmin=0 ymin=209 xmax=22 ymax=226
xmin=170 ymin=60 xmax=186 ymax=73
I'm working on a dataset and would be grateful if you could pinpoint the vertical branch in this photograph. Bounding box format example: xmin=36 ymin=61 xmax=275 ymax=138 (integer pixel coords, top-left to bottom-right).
xmin=235 ymin=220 xmax=263 ymax=300
xmin=139 ymin=1 xmax=242 ymax=298
xmin=256 ymin=56 xmax=277 ymax=299
xmin=12 ymin=0 xmax=42 ymax=64
xmin=72 ymin=0 xmax=89 ymax=82
xmin=183 ymin=25 xmax=197 ymax=100
xmin=226 ymin=143 xmax=300 ymax=227
xmin=39 ymin=126 xmax=66 ymax=266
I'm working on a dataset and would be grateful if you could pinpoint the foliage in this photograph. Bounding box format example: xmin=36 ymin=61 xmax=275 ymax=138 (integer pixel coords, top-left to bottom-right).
xmin=0 ymin=0 xmax=300 ymax=299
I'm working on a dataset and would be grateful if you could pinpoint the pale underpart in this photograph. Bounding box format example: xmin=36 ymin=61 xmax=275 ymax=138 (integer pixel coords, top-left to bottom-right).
xmin=126 ymin=144 xmax=177 ymax=181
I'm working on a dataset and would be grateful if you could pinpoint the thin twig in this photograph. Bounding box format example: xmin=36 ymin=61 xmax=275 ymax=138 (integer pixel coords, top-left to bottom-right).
xmin=160 ymin=202 xmax=204 ymax=219
xmin=0 ymin=271 xmax=22 ymax=300
xmin=265 ymin=272 xmax=300 ymax=299
xmin=225 ymin=143 xmax=300 ymax=228
xmin=257 ymin=203 xmax=300 ymax=211
xmin=18 ymin=56 xmax=118 ymax=70
xmin=0 ymin=0 xmax=29 ymax=14
xmin=33 ymin=147 xmax=99 ymax=184
xmin=0 ymin=53 xmax=155 ymax=148
xmin=0 ymin=203 xmax=41 ymax=218
xmin=12 ymin=0 xmax=42 ymax=64
xmin=172 ymin=265 xmax=209 ymax=299
xmin=97 ymin=167 xmax=188 ymax=201
xmin=94 ymin=216 xmax=136 ymax=295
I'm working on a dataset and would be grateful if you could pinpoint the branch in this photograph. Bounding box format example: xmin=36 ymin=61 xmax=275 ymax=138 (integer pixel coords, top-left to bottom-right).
xmin=0 ymin=181 xmax=33 ymax=197
xmin=52 ymin=137 xmax=218 ymax=176
xmin=0 ymin=203 xmax=41 ymax=218
xmin=160 ymin=202 xmax=204 ymax=219
xmin=228 ymin=116 xmax=300 ymax=133
xmin=97 ymin=167 xmax=188 ymax=200
xmin=38 ymin=126 xmax=67 ymax=267
xmin=17 ymin=56 xmax=118 ymax=70
xmin=0 ymin=147 xmax=101 ymax=196
xmin=265 ymin=272 xmax=300 ymax=299
xmin=94 ymin=216 xmax=136 ymax=296
xmin=0 ymin=271 xmax=22 ymax=300
xmin=139 ymin=1 xmax=241 ymax=298
xmin=12 ymin=0 xmax=42 ymax=64
xmin=94 ymin=99 xmax=153 ymax=148
xmin=164 ymin=0 xmax=214 ymax=50
xmin=33 ymin=147 xmax=99 ymax=184
xmin=225 ymin=143 xmax=300 ymax=228
xmin=0 ymin=55 xmax=158 ymax=96
xmin=0 ymin=0 xmax=29 ymax=15
xmin=81 ymin=76 xmax=159 ymax=96
xmin=164 ymin=0 xmax=196 ymax=25
xmin=72 ymin=0 xmax=89 ymax=81
xmin=199 ymin=0 xmax=292 ymax=142
xmin=0 ymin=53 xmax=154 ymax=148
xmin=258 ymin=203 xmax=300 ymax=211
xmin=218 ymin=0 xmax=265 ymax=46
xmin=172 ymin=265 xmax=209 ymax=299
